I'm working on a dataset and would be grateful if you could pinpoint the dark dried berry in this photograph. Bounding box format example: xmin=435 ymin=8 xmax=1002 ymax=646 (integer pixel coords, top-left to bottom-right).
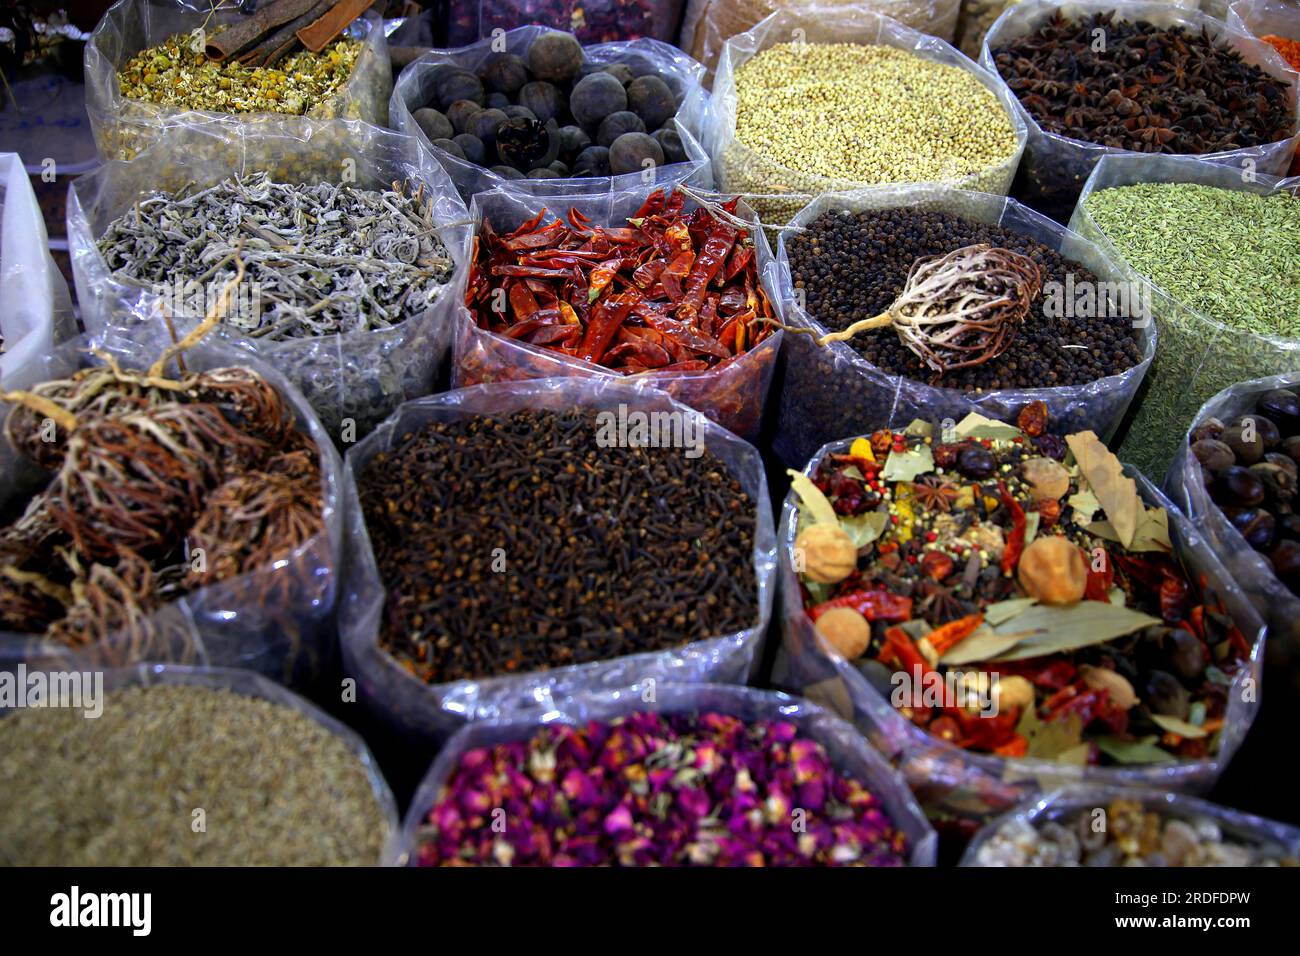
xmin=1191 ymin=438 xmax=1235 ymax=473
xmin=1271 ymin=539 xmax=1300 ymax=591
xmin=1166 ymin=629 xmax=1206 ymax=681
xmin=1222 ymin=419 xmax=1269 ymax=464
xmin=1033 ymin=434 xmax=1068 ymax=461
xmin=1190 ymin=417 xmax=1226 ymax=444
xmin=572 ymin=145 xmax=610 ymax=176
xmin=557 ymin=125 xmax=592 ymax=160
xmin=1144 ymin=670 xmax=1190 ymax=719
xmin=1212 ymin=466 xmax=1265 ymax=508
xmin=598 ymin=63 xmax=635 ymax=86
xmin=1225 ymin=507 xmax=1275 ymax=551
xmin=433 ymin=137 xmax=465 ymax=160
xmin=957 ymin=447 xmax=996 ymax=480
xmin=471 ymin=109 xmax=509 ymax=148
xmin=1257 ymin=389 xmax=1300 ymax=436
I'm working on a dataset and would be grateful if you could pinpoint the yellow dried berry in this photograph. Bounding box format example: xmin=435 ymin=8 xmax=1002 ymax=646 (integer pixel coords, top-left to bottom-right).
xmin=1017 ymin=535 xmax=1087 ymax=606
xmin=994 ymin=675 xmax=1035 ymax=713
xmin=1079 ymin=665 xmax=1138 ymax=710
xmin=795 ymin=523 xmax=857 ymax=584
xmin=1020 ymin=457 xmax=1071 ymax=501
xmin=814 ymin=607 xmax=871 ymax=660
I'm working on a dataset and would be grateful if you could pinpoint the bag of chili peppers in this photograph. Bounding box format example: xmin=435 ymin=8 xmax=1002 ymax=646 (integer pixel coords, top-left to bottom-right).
xmin=1165 ymin=371 xmax=1300 ymax=693
xmin=0 ymin=332 xmax=345 ymax=687
xmin=776 ymin=412 xmax=1265 ymax=833
xmin=338 ymin=376 xmax=777 ymax=745
xmin=679 ymin=0 xmax=961 ymax=80
xmin=397 ymin=681 xmax=937 ymax=866
xmin=0 ymin=153 xmax=76 ymax=391
xmin=447 ymin=0 xmax=687 ymax=46
xmin=390 ymin=25 xmax=712 ymax=203
xmin=1229 ymin=0 xmax=1300 ymax=175
xmin=84 ymin=0 xmax=392 ymax=162
xmin=698 ymin=6 xmax=1028 ymax=226
xmin=1069 ymin=153 xmax=1300 ymax=482
xmin=68 ymin=118 xmax=472 ymax=442
xmin=960 ymin=786 xmax=1300 ymax=865
xmin=457 ymin=183 xmax=783 ymax=441
xmin=980 ymin=0 xmax=1300 ymax=225
xmin=770 ymin=184 xmax=1154 ymax=470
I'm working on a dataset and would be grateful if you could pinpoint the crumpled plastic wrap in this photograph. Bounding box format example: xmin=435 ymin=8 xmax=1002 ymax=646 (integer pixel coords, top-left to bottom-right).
xmin=960 ymin=785 xmax=1300 ymax=865
xmin=776 ymin=439 xmax=1266 ymax=824
xmin=456 ymin=184 xmax=784 ymax=441
xmin=981 ymin=0 xmax=1300 ymax=224
xmin=84 ymin=0 xmax=391 ymax=162
xmin=446 ymin=0 xmax=687 ymax=46
xmin=679 ymin=0 xmax=961 ymax=80
xmin=0 ymin=153 xmax=75 ymax=391
xmin=770 ymin=184 xmax=1155 ymax=470
xmin=338 ymin=376 xmax=776 ymax=747
xmin=390 ymin=25 xmax=713 ymax=203
xmin=0 ymin=333 xmax=344 ymax=687
xmin=395 ymin=681 xmax=938 ymax=866
xmin=1165 ymin=371 xmax=1300 ymax=692
xmin=68 ymin=119 xmax=472 ymax=441
xmin=1069 ymin=153 xmax=1300 ymax=482
xmin=694 ymin=6 xmax=1028 ymax=225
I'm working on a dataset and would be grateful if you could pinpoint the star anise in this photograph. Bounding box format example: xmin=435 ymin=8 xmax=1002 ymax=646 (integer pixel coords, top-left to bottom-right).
xmin=917 ymin=579 xmax=969 ymax=625
xmin=911 ymin=476 xmax=960 ymax=513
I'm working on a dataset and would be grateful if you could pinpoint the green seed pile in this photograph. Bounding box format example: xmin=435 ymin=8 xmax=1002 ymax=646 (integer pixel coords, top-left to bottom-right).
xmin=1083 ymin=183 xmax=1300 ymax=338
xmin=725 ymin=43 xmax=1019 ymax=216
xmin=0 ymin=684 xmax=388 ymax=866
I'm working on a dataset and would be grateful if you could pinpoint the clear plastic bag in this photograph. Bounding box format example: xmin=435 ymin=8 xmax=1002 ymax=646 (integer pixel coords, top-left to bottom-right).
xmin=390 ymin=25 xmax=712 ymax=203
xmin=1165 ymin=371 xmax=1300 ymax=690
xmin=396 ymin=680 xmax=937 ymax=866
xmin=338 ymin=376 xmax=777 ymax=746
xmin=447 ymin=0 xmax=686 ymax=45
xmin=1 ymin=662 xmax=402 ymax=866
xmin=770 ymin=184 xmax=1155 ymax=469
xmin=84 ymin=0 xmax=391 ymax=161
xmin=1068 ymin=153 xmax=1300 ymax=482
xmin=68 ymin=119 xmax=472 ymax=441
xmin=776 ymin=441 xmax=1266 ymax=823
xmin=0 ymin=153 xmax=75 ymax=391
xmin=981 ymin=0 xmax=1300 ymax=224
xmin=679 ymin=0 xmax=961 ymax=81
xmin=960 ymin=786 xmax=1300 ymax=865
xmin=0 ymin=333 xmax=345 ymax=687
xmin=698 ymin=6 xmax=1028 ymax=225
xmin=456 ymin=184 xmax=783 ymax=441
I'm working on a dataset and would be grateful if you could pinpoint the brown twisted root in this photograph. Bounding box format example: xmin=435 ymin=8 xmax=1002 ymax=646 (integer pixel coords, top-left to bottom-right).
xmin=44 ymin=549 xmax=164 ymax=654
xmin=0 ymin=566 xmax=69 ymax=633
xmin=187 ymin=366 xmax=297 ymax=448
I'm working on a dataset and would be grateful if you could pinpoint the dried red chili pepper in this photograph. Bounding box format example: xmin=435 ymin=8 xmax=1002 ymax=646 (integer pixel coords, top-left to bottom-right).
xmin=810 ymin=590 xmax=913 ymax=623
xmin=1159 ymin=574 xmax=1191 ymax=625
xmin=1084 ymin=544 xmax=1114 ymax=601
xmin=998 ymin=481 xmax=1026 ymax=575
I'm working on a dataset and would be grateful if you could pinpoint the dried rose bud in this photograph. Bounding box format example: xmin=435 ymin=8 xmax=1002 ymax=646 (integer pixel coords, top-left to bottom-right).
xmin=1017 ymin=401 xmax=1049 ymax=437
xmin=933 ymin=443 xmax=963 ymax=469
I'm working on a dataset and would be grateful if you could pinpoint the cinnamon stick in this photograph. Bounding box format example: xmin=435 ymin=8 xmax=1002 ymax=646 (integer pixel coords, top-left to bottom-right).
xmin=296 ymin=0 xmax=377 ymax=53
xmin=240 ymin=0 xmax=334 ymax=67
xmin=205 ymin=0 xmax=324 ymax=60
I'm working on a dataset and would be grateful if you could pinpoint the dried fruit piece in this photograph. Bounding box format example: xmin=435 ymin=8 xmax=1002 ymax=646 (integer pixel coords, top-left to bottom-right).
xmin=795 ymin=523 xmax=858 ymax=584
xmin=814 ymin=606 xmax=871 ymax=660
xmin=1017 ymin=535 xmax=1087 ymax=606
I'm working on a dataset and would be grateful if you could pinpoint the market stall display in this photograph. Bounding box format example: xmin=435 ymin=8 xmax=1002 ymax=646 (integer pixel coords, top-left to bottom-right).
xmin=1229 ymin=0 xmax=1300 ymax=176
xmin=447 ymin=0 xmax=687 ymax=47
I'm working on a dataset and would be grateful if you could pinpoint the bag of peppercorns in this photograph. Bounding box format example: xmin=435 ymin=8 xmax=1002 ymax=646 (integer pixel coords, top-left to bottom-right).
xmin=396 ymin=681 xmax=938 ymax=866
xmin=455 ymin=182 xmax=785 ymax=440
xmin=770 ymin=184 xmax=1155 ymax=471
xmin=447 ymin=0 xmax=688 ymax=47
xmin=1166 ymin=371 xmax=1300 ymax=693
xmin=391 ymin=25 xmax=711 ymax=203
xmin=980 ymin=0 xmax=1300 ymax=224
xmin=337 ymin=377 xmax=777 ymax=746
xmin=84 ymin=0 xmax=392 ymax=162
xmin=775 ymin=423 xmax=1265 ymax=830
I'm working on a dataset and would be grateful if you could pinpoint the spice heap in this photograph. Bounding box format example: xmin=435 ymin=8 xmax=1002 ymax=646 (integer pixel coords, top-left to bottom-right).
xmin=358 ymin=409 xmax=759 ymax=683
xmin=786 ymin=208 xmax=1144 ymax=389
xmin=1262 ymin=34 xmax=1300 ymax=70
xmin=0 ymin=684 xmax=387 ymax=865
xmin=411 ymin=32 xmax=687 ymax=179
xmin=413 ymin=711 xmax=910 ymax=866
xmin=726 ymin=43 xmax=1018 ymax=206
xmin=1082 ymin=183 xmax=1300 ymax=338
xmin=98 ymin=172 xmax=456 ymax=342
xmin=0 ymin=355 xmax=324 ymax=658
xmin=466 ymin=188 xmax=775 ymax=376
xmin=992 ymin=13 xmax=1295 ymax=154
xmin=118 ymin=30 xmax=361 ymax=115
xmin=1188 ymin=386 xmax=1300 ymax=597
xmin=973 ymin=797 xmax=1298 ymax=866
xmin=789 ymin=404 xmax=1251 ymax=764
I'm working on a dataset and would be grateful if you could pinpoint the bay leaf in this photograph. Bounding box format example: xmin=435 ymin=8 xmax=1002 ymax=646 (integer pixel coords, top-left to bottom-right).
xmin=1150 ymin=714 xmax=1207 ymax=739
xmin=954 ymin=411 xmax=1022 ymax=440
xmin=880 ymin=444 xmax=934 ymax=482
xmin=903 ymin=419 xmax=934 ymax=437
xmin=982 ymin=597 xmax=1038 ymax=627
xmin=1026 ymin=712 xmax=1084 ymax=759
xmin=840 ymin=510 xmax=889 ymax=549
xmin=1067 ymin=488 xmax=1102 ymax=524
xmin=787 ymin=469 xmax=837 ymax=526
xmin=1130 ymin=507 xmax=1171 ymax=552
xmin=1094 ymin=735 xmax=1175 ymax=765
xmin=939 ymin=624 xmax=1029 ymax=665
xmin=989 ymin=601 xmax=1161 ymax=661
xmin=1066 ymin=431 xmax=1140 ymax=547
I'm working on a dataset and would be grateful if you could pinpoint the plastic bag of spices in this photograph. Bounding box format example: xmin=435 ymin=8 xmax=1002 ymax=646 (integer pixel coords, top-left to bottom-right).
xmin=456 ymin=183 xmax=783 ymax=441
xmin=68 ymin=119 xmax=472 ymax=442
xmin=85 ymin=0 xmax=391 ymax=162
xmin=396 ymin=681 xmax=937 ymax=866
xmin=1228 ymin=0 xmax=1300 ymax=41
xmin=960 ymin=786 xmax=1300 ymax=865
xmin=679 ymin=0 xmax=961 ymax=81
xmin=1165 ymin=371 xmax=1300 ymax=692
xmin=776 ymin=436 xmax=1265 ymax=828
xmin=981 ymin=0 xmax=1300 ymax=225
xmin=770 ymin=184 xmax=1154 ymax=470
xmin=0 ymin=333 xmax=344 ymax=687
xmin=1069 ymin=153 xmax=1300 ymax=482
xmin=447 ymin=0 xmax=687 ymax=46
xmin=390 ymin=25 xmax=712 ymax=204
xmin=0 ymin=154 xmax=76 ymax=391
xmin=338 ymin=376 xmax=777 ymax=746
xmin=694 ymin=6 xmax=1028 ymax=226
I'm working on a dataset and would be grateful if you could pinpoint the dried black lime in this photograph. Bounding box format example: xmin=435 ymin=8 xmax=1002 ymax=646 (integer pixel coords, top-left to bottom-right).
xmin=496 ymin=117 xmax=559 ymax=172
xmin=413 ymin=108 xmax=453 ymax=142
xmin=627 ymin=75 xmax=675 ymax=130
xmin=597 ymin=111 xmax=645 ymax=148
xmin=436 ymin=69 xmax=484 ymax=110
xmin=519 ymin=81 xmax=566 ymax=125
xmin=609 ymin=132 xmax=662 ymax=175
xmin=483 ymin=53 xmax=529 ymax=95
xmin=447 ymin=99 xmax=481 ymax=135
xmin=527 ymin=32 xmax=583 ymax=83
xmin=570 ymin=72 xmax=627 ymax=128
